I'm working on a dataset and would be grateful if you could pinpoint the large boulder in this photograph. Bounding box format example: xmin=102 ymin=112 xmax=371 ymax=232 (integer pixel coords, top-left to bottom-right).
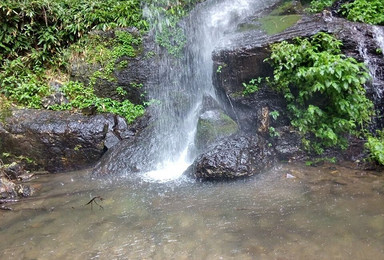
xmin=186 ymin=134 xmax=275 ymax=181
xmin=0 ymin=109 xmax=136 ymax=172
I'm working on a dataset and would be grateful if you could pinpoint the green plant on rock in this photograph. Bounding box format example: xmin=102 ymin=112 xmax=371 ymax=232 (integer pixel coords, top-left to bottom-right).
xmin=116 ymin=87 xmax=128 ymax=96
xmin=341 ymin=0 xmax=384 ymax=25
xmin=268 ymin=126 xmax=280 ymax=137
xmin=365 ymin=130 xmax=384 ymax=165
xmin=266 ymin=32 xmax=373 ymax=154
xmin=307 ymin=0 xmax=336 ymax=13
xmin=270 ymin=110 xmax=280 ymax=120
xmin=242 ymin=77 xmax=262 ymax=95
xmin=50 ymin=81 xmax=144 ymax=123
xmin=0 ymin=58 xmax=50 ymax=108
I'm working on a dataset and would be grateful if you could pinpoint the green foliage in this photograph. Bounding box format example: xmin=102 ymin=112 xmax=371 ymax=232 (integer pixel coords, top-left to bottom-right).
xmin=50 ymin=81 xmax=144 ymax=123
xmin=130 ymin=82 xmax=143 ymax=89
xmin=146 ymin=0 xmax=204 ymax=57
xmin=0 ymin=0 xmax=148 ymax=125
xmin=71 ymin=31 xmax=142 ymax=84
xmin=307 ymin=0 xmax=336 ymax=13
xmin=305 ymin=157 xmax=336 ymax=166
xmin=365 ymin=130 xmax=384 ymax=165
xmin=0 ymin=0 xmax=147 ymax=67
xmin=0 ymin=58 xmax=50 ymax=108
xmin=242 ymin=77 xmax=262 ymax=95
xmin=155 ymin=23 xmax=186 ymax=57
xmin=268 ymin=127 xmax=280 ymax=137
xmin=308 ymin=0 xmax=384 ymax=25
xmin=270 ymin=110 xmax=280 ymax=120
xmin=266 ymin=32 xmax=373 ymax=154
xmin=342 ymin=0 xmax=384 ymax=25
xmin=116 ymin=87 xmax=128 ymax=97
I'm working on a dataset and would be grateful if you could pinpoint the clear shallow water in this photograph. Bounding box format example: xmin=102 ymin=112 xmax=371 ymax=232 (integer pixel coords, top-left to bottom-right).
xmin=1 ymin=163 xmax=383 ymax=259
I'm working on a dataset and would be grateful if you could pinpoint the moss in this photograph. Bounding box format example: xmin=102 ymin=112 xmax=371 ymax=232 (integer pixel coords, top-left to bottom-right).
xmin=237 ymin=23 xmax=261 ymax=32
xmin=259 ymin=14 xmax=302 ymax=35
xmin=195 ymin=110 xmax=239 ymax=150
xmin=270 ymin=0 xmax=303 ymax=16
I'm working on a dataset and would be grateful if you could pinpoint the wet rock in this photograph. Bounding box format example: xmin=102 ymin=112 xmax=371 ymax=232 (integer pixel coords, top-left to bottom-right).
xmin=0 ymin=169 xmax=33 ymax=199
xmin=41 ymin=81 xmax=69 ymax=108
xmin=195 ymin=109 xmax=239 ymax=151
xmin=42 ymin=92 xmax=69 ymax=108
xmin=186 ymin=134 xmax=275 ymax=181
xmin=272 ymin=126 xmax=304 ymax=161
xmin=0 ymin=109 xmax=136 ymax=172
xmin=200 ymin=95 xmax=222 ymax=113
xmin=2 ymin=162 xmax=28 ymax=180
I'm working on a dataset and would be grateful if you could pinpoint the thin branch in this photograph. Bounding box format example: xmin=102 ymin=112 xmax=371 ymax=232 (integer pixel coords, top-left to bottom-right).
xmin=85 ymin=196 xmax=104 ymax=210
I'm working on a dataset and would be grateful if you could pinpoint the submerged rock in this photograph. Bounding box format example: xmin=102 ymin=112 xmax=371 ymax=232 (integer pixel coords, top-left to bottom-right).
xmin=186 ymin=134 xmax=275 ymax=181
xmin=0 ymin=109 xmax=135 ymax=172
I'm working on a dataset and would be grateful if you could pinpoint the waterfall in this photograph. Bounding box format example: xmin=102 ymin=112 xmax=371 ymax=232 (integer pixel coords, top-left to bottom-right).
xmin=373 ymin=26 xmax=384 ymax=58
xmin=357 ymin=26 xmax=384 ymax=129
xmin=358 ymin=26 xmax=384 ymax=105
xmin=93 ymin=0 xmax=278 ymax=181
xmin=139 ymin=0 xmax=278 ymax=182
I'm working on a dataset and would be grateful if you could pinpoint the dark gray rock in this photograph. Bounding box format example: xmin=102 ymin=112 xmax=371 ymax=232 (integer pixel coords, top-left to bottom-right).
xmin=272 ymin=126 xmax=303 ymax=161
xmin=186 ymin=134 xmax=275 ymax=181
xmin=1 ymin=162 xmax=28 ymax=180
xmin=0 ymin=109 xmax=135 ymax=172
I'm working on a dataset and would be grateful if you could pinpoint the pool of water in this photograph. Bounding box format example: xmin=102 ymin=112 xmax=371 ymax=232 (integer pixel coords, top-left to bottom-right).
xmin=1 ymin=163 xmax=383 ymax=259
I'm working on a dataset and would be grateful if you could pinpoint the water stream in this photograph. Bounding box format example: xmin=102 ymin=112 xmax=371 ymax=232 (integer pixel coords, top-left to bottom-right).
xmin=1 ymin=163 xmax=383 ymax=259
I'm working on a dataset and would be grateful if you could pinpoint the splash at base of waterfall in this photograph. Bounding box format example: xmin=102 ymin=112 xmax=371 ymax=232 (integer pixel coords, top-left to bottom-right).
xmin=141 ymin=134 xmax=197 ymax=184
xmin=142 ymin=152 xmax=191 ymax=183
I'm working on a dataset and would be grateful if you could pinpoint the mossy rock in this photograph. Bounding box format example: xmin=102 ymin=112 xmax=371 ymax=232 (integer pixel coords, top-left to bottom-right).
xmin=270 ymin=0 xmax=304 ymax=16
xmin=259 ymin=14 xmax=302 ymax=35
xmin=195 ymin=109 xmax=239 ymax=151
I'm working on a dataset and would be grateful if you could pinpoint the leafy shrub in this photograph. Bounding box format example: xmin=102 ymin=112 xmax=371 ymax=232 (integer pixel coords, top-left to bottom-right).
xmin=365 ymin=130 xmax=384 ymax=165
xmin=50 ymin=81 xmax=145 ymax=123
xmin=0 ymin=58 xmax=50 ymax=108
xmin=266 ymin=32 xmax=373 ymax=154
xmin=342 ymin=0 xmax=384 ymax=25
xmin=0 ymin=0 xmax=146 ymax=123
xmin=307 ymin=0 xmax=337 ymax=13
xmin=242 ymin=77 xmax=262 ymax=95
xmin=0 ymin=0 xmax=147 ymax=66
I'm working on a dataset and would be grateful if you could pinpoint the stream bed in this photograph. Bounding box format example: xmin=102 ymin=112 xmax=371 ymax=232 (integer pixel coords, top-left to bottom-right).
xmin=1 ymin=163 xmax=383 ymax=259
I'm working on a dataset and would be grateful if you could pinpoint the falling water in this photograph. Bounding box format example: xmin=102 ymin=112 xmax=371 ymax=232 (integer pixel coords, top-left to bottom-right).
xmin=373 ymin=26 xmax=384 ymax=58
xmin=139 ymin=0 xmax=278 ymax=182
xmin=358 ymin=26 xmax=384 ymax=101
